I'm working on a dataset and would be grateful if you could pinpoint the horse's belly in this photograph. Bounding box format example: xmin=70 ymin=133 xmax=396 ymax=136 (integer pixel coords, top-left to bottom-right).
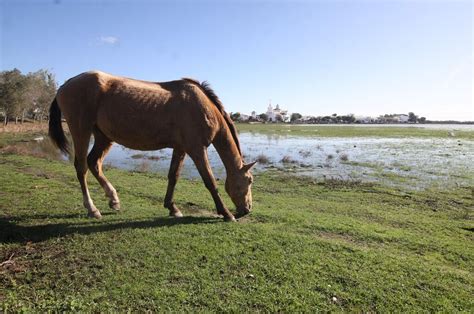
xmin=96 ymin=107 xmax=177 ymax=151
xmin=112 ymin=135 xmax=172 ymax=151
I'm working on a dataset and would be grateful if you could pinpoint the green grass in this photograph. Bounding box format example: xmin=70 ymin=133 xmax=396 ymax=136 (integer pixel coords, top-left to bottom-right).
xmin=236 ymin=123 xmax=474 ymax=139
xmin=1 ymin=152 xmax=473 ymax=312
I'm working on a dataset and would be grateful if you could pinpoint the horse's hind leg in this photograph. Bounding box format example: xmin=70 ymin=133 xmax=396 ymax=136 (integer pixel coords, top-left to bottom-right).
xmin=87 ymin=127 xmax=120 ymax=211
xmin=71 ymin=128 xmax=102 ymax=218
xmin=164 ymin=148 xmax=186 ymax=217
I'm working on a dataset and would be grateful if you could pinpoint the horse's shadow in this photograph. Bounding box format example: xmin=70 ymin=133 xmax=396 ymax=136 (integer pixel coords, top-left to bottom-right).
xmin=0 ymin=214 xmax=220 ymax=244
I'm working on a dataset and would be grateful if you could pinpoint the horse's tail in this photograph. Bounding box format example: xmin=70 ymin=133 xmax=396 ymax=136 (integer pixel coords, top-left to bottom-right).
xmin=48 ymin=97 xmax=70 ymax=155
xmin=182 ymin=78 xmax=242 ymax=156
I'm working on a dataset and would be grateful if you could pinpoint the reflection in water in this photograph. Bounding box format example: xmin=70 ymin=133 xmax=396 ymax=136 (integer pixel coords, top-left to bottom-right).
xmin=99 ymin=132 xmax=474 ymax=189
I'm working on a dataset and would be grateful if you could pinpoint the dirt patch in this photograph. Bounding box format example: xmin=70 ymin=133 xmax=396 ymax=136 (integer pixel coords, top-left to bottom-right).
xmin=182 ymin=202 xmax=217 ymax=217
xmin=315 ymin=230 xmax=376 ymax=249
xmin=16 ymin=166 xmax=58 ymax=180
xmin=0 ymin=241 xmax=68 ymax=292
xmin=0 ymin=243 xmax=36 ymax=276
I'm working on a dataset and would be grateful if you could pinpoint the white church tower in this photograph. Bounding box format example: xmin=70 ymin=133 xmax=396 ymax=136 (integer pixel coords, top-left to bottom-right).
xmin=266 ymin=102 xmax=276 ymax=121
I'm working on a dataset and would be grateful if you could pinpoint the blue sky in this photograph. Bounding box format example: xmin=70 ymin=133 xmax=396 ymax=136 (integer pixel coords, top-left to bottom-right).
xmin=1 ymin=0 xmax=472 ymax=120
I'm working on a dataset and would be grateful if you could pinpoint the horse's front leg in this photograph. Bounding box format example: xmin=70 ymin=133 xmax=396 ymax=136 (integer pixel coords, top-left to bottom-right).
xmin=189 ymin=147 xmax=236 ymax=222
xmin=164 ymin=148 xmax=186 ymax=217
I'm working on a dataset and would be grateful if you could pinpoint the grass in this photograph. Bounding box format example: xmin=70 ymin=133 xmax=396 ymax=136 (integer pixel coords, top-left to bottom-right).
xmin=1 ymin=151 xmax=473 ymax=311
xmin=236 ymin=123 xmax=474 ymax=139
xmin=1 ymin=125 xmax=473 ymax=311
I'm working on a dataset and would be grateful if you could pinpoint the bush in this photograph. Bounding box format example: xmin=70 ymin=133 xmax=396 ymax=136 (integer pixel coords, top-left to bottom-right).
xmin=281 ymin=155 xmax=297 ymax=164
xmin=256 ymin=154 xmax=270 ymax=164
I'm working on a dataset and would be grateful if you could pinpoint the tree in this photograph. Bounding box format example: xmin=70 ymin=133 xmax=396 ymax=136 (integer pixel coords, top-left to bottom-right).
xmin=0 ymin=69 xmax=27 ymax=125
xmin=258 ymin=113 xmax=268 ymax=122
xmin=419 ymin=117 xmax=426 ymax=123
xmin=25 ymin=70 xmax=57 ymax=122
xmin=322 ymin=116 xmax=332 ymax=123
xmin=341 ymin=114 xmax=356 ymax=123
xmin=408 ymin=112 xmax=418 ymax=123
xmin=230 ymin=112 xmax=241 ymax=121
xmin=290 ymin=112 xmax=302 ymax=122
xmin=0 ymin=68 xmax=57 ymax=125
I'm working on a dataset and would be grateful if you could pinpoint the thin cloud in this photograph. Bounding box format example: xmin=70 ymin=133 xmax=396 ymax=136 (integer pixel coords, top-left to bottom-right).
xmin=99 ymin=36 xmax=119 ymax=45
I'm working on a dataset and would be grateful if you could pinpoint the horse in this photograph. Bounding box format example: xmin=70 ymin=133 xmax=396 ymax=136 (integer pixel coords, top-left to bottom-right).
xmin=48 ymin=71 xmax=256 ymax=222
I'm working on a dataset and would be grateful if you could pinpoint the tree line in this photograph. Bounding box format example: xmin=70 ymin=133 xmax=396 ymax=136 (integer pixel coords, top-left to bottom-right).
xmin=0 ymin=68 xmax=57 ymax=125
xmin=230 ymin=111 xmax=433 ymax=124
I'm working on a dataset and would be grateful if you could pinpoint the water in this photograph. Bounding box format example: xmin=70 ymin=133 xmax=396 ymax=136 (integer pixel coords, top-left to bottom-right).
xmin=101 ymin=127 xmax=474 ymax=189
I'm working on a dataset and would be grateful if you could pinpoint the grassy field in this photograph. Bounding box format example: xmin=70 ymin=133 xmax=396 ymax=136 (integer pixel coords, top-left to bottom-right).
xmin=1 ymin=126 xmax=473 ymax=311
xmin=236 ymin=123 xmax=474 ymax=139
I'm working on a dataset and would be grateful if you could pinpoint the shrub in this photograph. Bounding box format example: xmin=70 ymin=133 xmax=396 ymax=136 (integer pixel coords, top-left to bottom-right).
xmin=281 ymin=155 xmax=297 ymax=164
xmin=256 ymin=154 xmax=270 ymax=164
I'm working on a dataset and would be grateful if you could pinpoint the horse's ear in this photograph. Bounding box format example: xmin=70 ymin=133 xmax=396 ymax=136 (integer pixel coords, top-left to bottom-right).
xmin=241 ymin=161 xmax=257 ymax=172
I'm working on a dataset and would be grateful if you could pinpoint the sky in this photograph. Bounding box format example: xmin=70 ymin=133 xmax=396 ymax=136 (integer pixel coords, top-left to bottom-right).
xmin=1 ymin=0 xmax=472 ymax=121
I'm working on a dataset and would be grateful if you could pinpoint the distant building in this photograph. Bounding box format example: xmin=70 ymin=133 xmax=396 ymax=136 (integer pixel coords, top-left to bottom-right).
xmin=266 ymin=103 xmax=289 ymax=122
xmin=395 ymin=114 xmax=409 ymax=123
xmin=239 ymin=114 xmax=250 ymax=121
xmin=379 ymin=114 xmax=409 ymax=123
xmin=355 ymin=116 xmax=376 ymax=124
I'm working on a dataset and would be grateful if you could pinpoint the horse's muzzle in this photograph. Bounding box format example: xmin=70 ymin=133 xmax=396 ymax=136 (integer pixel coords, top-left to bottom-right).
xmin=235 ymin=206 xmax=251 ymax=219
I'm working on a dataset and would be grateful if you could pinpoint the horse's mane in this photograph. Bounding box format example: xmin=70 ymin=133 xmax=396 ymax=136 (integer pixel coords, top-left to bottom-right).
xmin=182 ymin=78 xmax=242 ymax=156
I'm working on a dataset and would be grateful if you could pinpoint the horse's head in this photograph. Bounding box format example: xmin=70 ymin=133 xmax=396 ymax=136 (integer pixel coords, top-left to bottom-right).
xmin=225 ymin=161 xmax=257 ymax=218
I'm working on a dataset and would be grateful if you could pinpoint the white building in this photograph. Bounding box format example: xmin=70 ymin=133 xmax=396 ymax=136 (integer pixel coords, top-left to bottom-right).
xmin=395 ymin=114 xmax=409 ymax=123
xmin=355 ymin=116 xmax=376 ymax=123
xmin=239 ymin=114 xmax=250 ymax=121
xmin=266 ymin=104 xmax=289 ymax=122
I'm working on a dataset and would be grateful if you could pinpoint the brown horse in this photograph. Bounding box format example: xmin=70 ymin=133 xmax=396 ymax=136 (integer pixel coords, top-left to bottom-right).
xmin=49 ymin=71 xmax=255 ymax=221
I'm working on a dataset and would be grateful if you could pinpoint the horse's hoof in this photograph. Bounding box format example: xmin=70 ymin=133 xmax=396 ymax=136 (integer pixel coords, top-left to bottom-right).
xmin=109 ymin=200 xmax=121 ymax=211
xmin=169 ymin=210 xmax=183 ymax=218
xmin=167 ymin=203 xmax=183 ymax=218
xmin=88 ymin=210 xmax=102 ymax=219
xmin=224 ymin=215 xmax=236 ymax=222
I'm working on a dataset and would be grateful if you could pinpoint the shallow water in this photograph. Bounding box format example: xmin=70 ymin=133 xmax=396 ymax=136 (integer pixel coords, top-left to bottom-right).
xmin=102 ymin=130 xmax=474 ymax=189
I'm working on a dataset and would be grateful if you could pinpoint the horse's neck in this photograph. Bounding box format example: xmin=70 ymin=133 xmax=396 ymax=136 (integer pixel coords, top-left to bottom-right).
xmin=212 ymin=128 xmax=243 ymax=175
